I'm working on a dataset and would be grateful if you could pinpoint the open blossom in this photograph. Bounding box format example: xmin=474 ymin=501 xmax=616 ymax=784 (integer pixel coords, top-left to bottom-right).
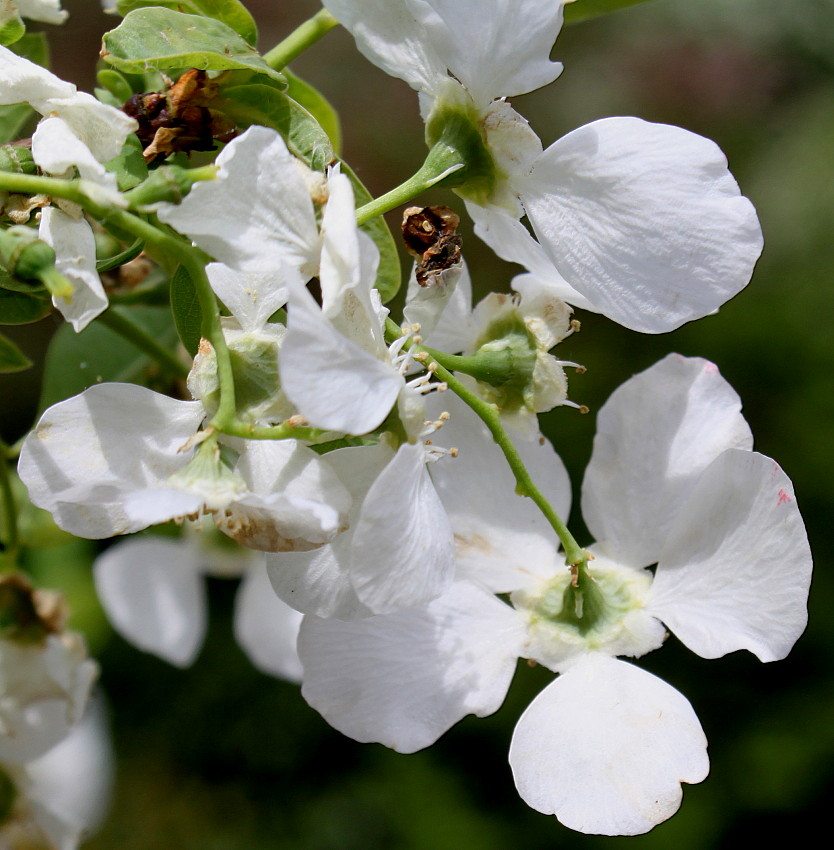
xmin=323 ymin=0 xmax=763 ymax=332
xmin=94 ymin=534 xmax=303 ymax=681
xmin=17 ymin=382 xmax=351 ymax=553
xmin=0 ymin=45 xmax=137 ymax=330
xmin=295 ymin=355 xmax=811 ymax=835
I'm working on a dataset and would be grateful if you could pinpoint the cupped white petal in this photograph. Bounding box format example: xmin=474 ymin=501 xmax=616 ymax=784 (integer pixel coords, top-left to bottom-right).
xmin=280 ymin=278 xmax=402 ymax=434
xmin=427 ymin=392 xmax=569 ymax=592
xmin=266 ymin=444 xmax=391 ymax=620
xmin=206 ymin=262 xmax=290 ymax=332
xmin=93 ymin=538 xmax=207 ymax=667
xmin=18 ymin=384 xmax=205 ymax=538
xmin=465 ymin=203 xmax=595 ymax=311
xmin=299 ymin=581 xmax=527 ymax=752
xmin=350 ymin=442 xmax=456 ymax=614
xmin=650 ymin=450 xmax=811 ymax=662
xmin=521 ymin=117 xmax=764 ymax=333
xmin=38 ymin=207 xmax=108 ymax=332
xmin=509 ymin=655 xmax=709 ymax=836
xmin=582 ymin=354 xmax=753 ymax=569
xmin=233 ymin=560 xmax=304 ymax=682
xmin=157 ymin=126 xmax=320 ymax=276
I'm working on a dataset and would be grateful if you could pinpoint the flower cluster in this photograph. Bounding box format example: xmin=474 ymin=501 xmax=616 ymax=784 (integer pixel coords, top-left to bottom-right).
xmin=0 ymin=0 xmax=812 ymax=844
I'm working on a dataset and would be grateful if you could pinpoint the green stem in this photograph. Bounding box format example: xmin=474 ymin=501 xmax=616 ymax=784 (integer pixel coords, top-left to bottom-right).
xmin=385 ymin=319 xmax=586 ymax=566
xmin=0 ymin=440 xmax=19 ymax=564
xmin=0 ymin=172 xmax=237 ymax=427
xmin=216 ymin=419 xmax=328 ymax=442
xmin=98 ymin=307 xmax=189 ymax=380
xmin=355 ymin=142 xmax=466 ymax=226
xmin=263 ymin=9 xmax=339 ymax=70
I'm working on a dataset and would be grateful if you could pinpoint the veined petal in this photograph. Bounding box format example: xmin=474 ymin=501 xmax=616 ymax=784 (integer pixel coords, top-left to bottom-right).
xmin=322 ymin=0 xmax=447 ymax=96
xmin=582 ymin=354 xmax=753 ymax=569
xmin=93 ymin=538 xmax=207 ymax=667
xmin=465 ymin=203 xmax=595 ymax=311
xmin=280 ymin=277 xmax=402 ymax=434
xmin=157 ymin=126 xmax=320 ymax=276
xmin=206 ymin=263 xmax=290 ymax=332
xmin=38 ymin=207 xmax=108 ymax=332
xmin=521 ymin=117 xmax=764 ymax=333
xmin=509 ymin=655 xmax=709 ymax=836
xmin=233 ymin=560 xmax=304 ymax=682
xmin=428 ymin=392 xmax=569 ymax=592
xmin=299 ymin=581 xmax=527 ymax=752
xmin=650 ymin=450 xmax=811 ymax=662
xmin=350 ymin=442 xmax=456 ymax=614
xmin=18 ymin=384 xmax=205 ymax=538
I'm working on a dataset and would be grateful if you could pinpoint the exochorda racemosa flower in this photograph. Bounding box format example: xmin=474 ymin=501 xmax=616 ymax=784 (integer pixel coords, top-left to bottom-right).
xmin=295 ymin=354 xmax=811 ymax=835
xmin=0 ymin=44 xmax=137 ymax=330
xmin=323 ymin=0 xmax=764 ymax=333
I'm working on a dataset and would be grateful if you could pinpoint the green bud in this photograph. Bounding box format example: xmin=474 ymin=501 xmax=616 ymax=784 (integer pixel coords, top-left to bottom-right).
xmin=0 ymin=9 xmax=25 ymax=48
xmin=0 ymin=145 xmax=36 ymax=176
xmin=0 ymin=226 xmax=73 ymax=298
xmin=96 ymin=68 xmax=134 ymax=105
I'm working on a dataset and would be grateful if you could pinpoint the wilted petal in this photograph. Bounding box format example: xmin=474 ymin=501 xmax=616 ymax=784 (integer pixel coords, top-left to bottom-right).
xmin=651 ymin=450 xmax=811 ymax=662
xmin=18 ymin=384 xmax=204 ymax=538
xmin=582 ymin=354 xmax=753 ymax=568
xmin=233 ymin=560 xmax=303 ymax=682
xmin=38 ymin=207 xmax=108 ymax=332
xmin=93 ymin=537 xmax=207 ymax=667
xmin=509 ymin=655 xmax=709 ymax=836
xmin=521 ymin=118 xmax=763 ymax=333
xmin=299 ymin=581 xmax=527 ymax=752
xmin=157 ymin=126 xmax=320 ymax=276
xmin=350 ymin=442 xmax=455 ymax=614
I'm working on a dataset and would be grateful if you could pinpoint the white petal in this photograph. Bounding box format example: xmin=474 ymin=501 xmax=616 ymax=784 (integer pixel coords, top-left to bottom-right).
xmin=157 ymin=126 xmax=320 ymax=276
xmin=299 ymin=581 xmax=527 ymax=752
xmin=421 ymin=259 xmax=476 ymax=353
xmin=233 ymin=560 xmax=304 ymax=682
xmin=16 ymin=0 xmax=68 ymax=25
xmin=582 ymin=354 xmax=753 ymax=568
xmin=350 ymin=442 xmax=456 ymax=613
xmin=465 ymin=203 xmax=595 ymax=311
xmin=509 ymin=655 xmax=709 ymax=836
xmin=265 ymin=444 xmax=390 ymax=620
xmin=38 ymin=207 xmax=108 ymax=332
xmin=650 ymin=450 xmax=811 ymax=662
xmin=428 ymin=392 xmax=570 ymax=592
xmin=94 ymin=538 xmax=207 ymax=667
xmin=18 ymin=384 xmax=205 ymax=538
xmin=322 ymin=0 xmax=447 ymax=96
xmin=403 ymin=260 xmax=461 ymax=341
xmin=280 ymin=277 xmax=402 ymax=434
xmin=122 ymin=488 xmax=203 ymax=527
xmin=207 ymin=262 xmax=289 ymax=332
xmin=0 ymin=44 xmax=74 ymax=105
xmin=521 ymin=118 xmax=764 ymax=332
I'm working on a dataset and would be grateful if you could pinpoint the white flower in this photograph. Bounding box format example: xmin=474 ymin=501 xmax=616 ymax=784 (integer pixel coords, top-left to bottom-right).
xmin=4 ymin=698 xmax=114 ymax=850
xmin=295 ymin=355 xmax=811 ymax=835
xmin=324 ymin=1 xmax=763 ymax=333
xmin=0 ymin=633 xmax=97 ymax=765
xmin=94 ymin=534 xmax=303 ymax=681
xmin=17 ymin=382 xmax=351 ymax=553
xmin=1 ymin=45 xmax=137 ymax=331
xmin=9 ymin=0 xmax=67 ymax=25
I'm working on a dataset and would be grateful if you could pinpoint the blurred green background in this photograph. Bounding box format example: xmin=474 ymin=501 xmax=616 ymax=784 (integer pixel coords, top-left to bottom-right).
xmin=3 ymin=0 xmax=833 ymax=846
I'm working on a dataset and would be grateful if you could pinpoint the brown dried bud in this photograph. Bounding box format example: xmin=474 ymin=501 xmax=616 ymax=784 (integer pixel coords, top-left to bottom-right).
xmin=401 ymin=205 xmax=463 ymax=287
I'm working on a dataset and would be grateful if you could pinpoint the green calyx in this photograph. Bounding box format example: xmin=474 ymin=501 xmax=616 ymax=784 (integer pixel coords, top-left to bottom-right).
xmin=423 ymin=86 xmax=503 ymax=206
xmin=0 ymin=145 xmax=36 ymax=176
xmin=544 ymin=562 xmax=609 ymax=636
xmin=0 ymin=226 xmax=73 ymax=298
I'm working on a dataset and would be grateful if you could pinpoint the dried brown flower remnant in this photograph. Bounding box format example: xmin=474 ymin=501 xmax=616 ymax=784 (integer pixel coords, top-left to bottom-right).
xmin=122 ymin=70 xmax=238 ymax=163
xmin=401 ymin=205 xmax=462 ymax=287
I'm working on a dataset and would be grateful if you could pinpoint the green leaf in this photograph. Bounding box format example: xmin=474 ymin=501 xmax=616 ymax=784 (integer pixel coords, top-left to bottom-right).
xmin=102 ymin=8 xmax=283 ymax=86
xmin=0 ymin=287 xmax=52 ymax=325
xmin=105 ymin=136 xmax=149 ymax=191
xmin=284 ymin=69 xmax=342 ymax=156
xmin=339 ymin=160 xmax=402 ymax=303
xmin=38 ymin=306 xmax=179 ymax=409
xmin=0 ymin=8 xmax=25 ymax=48
xmin=170 ymin=265 xmax=202 ymax=356
xmin=0 ymin=33 xmax=49 ymax=143
xmin=0 ymin=331 xmax=31 ymax=372
xmin=96 ymin=68 xmax=135 ymax=104
xmin=218 ymin=77 xmax=334 ymax=171
xmin=564 ymin=0 xmax=654 ymax=24
xmin=115 ymin=0 xmax=258 ymax=46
